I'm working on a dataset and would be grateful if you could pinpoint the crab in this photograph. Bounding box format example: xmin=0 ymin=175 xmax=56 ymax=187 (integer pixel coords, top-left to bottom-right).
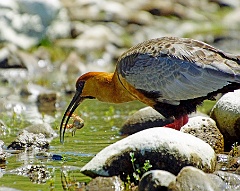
xmin=65 ymin=112 xmax=84 ymax=136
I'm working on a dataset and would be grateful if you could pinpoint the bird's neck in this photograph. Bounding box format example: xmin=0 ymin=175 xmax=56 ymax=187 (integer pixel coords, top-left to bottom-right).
xmin=82 ymin=72 xmax=136 ymax=103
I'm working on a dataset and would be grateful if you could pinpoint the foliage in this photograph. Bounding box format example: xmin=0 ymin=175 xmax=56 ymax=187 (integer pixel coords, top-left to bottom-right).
xmin=125 ymin=152 xmax=152 ymax=189
xmin=230 ymin=142 xmax=239 ymax=157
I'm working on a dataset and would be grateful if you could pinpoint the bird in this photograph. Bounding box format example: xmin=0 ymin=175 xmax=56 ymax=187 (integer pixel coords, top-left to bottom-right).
xmin=60 ymin=36 xmax=240 ymax=143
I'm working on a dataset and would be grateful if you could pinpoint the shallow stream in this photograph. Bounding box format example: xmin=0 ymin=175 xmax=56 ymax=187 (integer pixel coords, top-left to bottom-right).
xmin=0 ymin=95 xmax=146 ymax=190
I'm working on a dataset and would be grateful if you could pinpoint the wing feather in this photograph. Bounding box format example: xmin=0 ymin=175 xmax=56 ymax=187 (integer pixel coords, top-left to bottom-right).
xmin=117 ymin=37 xmax=240 ymax=104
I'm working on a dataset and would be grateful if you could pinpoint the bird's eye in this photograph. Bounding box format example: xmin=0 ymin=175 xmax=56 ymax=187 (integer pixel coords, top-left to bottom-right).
xmin=76 ymin=81 xmax=85 ymax=93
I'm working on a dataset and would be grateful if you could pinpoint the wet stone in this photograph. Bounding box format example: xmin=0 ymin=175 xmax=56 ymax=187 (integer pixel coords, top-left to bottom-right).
xmin=86 ymin=176 xmax=124 ymax=191
xmin=7 ymin=130 xmax=49 ymax=150
xmin=22 ymin=123 xmax=57 ymax=140
xmin=37 ymin=92 xmax=57 ymax=112
xmin=213 ymin=171 xmax=240 ymax=190
xmin=9 ymin=164 xmax=51 ymax=184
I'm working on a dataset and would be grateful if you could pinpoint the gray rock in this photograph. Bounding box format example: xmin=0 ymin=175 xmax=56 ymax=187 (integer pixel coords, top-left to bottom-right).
xmin=81 ymin=127 xmax=216 ymax=180
xmin=120 ymin=106 xmax=173 ymax=135
xmin=37 ymin=92 xmax=57 ymax=112
xmin=7 ymin=130 xmax=49 ymax=150
xmin=180 ymin=116 xmax=224 ymax=153
xmin=138 ymin=170 xmax=176 ymax=191
xmin=168 ymin=166 xmax=221 ymax=191
xmin=210 ymin=90 xmax=240 ymax=150
xmin=22 ymin=123 xmax=57 ymax=140
xmin=214 ymin=171 xmax=240 ymax=190
xmin=206 ymin=173 xmax=228 ymax=190
xmin=9 ymin=164 xmax=51 ymax=183
xmin=0 ymin=0 xmax=70 ymax=49
xmin=0 ymin=140 xmax=6 ymax=163
xmin=86 ymin=176 xmax=124 ymax=191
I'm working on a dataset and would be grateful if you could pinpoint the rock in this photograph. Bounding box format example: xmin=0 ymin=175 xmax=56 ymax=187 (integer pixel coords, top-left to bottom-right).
xmin=81 ymin=127 xmax=216 ymax=180
xmin=180 ymin=116 xmax=224 ymax=153
xmin=0 ymin=44 xmax=27 ymax=69
xmin=168 ymin=166 xmax=221 ymax=191
xmin=60 ymin=51 xmax=87 ymax=83
xmin=9 ymin=164 xmax=51 ymax=183
xmin=56 ymin=25 xmax=121 ymax=53
xmin=0 ymin=140 xmax=6 ymax=163
xmin=22 ymin=123 xmax=57 ymax=140
xmin=0 ymin=45 xmax=53 ymax=83
xmin=20 ymin=83 xmax=57 ymax=112
xmin=120 ymin=107 xmax=174 ymax=135
xmin=210 ymin=90 xmax=240 ymax=150
xmin=37 ymin=92 xmax=57 ymax=112
xmin=0 ymin=0 xmax=70 ymax=49
xmin=7 ymin=130 xmax=49 ymax=150
xmin=138 ymin=170 xmax=176 ymax=191
xmin=206 ymin=173 xmax=228 ymax=190
xmin=213 ymin=171 xmax=240 ymax=190
xmin=86 ymin=176 xmax=124 ymax=191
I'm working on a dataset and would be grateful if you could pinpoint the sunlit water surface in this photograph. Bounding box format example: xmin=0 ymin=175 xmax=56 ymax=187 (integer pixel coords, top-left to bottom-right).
xmin=0 ymin=97 xmax=145 ymax=190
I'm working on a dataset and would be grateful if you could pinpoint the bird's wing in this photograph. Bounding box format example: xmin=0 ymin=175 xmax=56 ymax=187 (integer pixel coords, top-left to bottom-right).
xmin=117 ymin=39 xmax=240 ymax=105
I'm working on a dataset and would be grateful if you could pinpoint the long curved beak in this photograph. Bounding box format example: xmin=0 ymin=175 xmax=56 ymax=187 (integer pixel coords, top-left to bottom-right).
xmin=60 ymin=90 xmax=83 ymax=143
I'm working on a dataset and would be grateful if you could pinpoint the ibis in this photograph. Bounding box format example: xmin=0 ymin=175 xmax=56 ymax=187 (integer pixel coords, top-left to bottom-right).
xmin=60 ymin=36 xmax=240 ymax=143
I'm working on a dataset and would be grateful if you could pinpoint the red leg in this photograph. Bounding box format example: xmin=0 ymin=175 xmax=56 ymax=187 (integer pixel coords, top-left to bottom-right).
xmin=164 ymin=115 xmax=188 ymax=130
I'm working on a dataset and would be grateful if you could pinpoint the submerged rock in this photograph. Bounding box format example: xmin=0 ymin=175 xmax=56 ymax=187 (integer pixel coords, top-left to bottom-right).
xmin=81 ymin=127 xmax=216 ymax=180
xmin=86 ymin=176 xmax=124 ymax=191
xmin=9 ymin=164 xmax=51 ymax=183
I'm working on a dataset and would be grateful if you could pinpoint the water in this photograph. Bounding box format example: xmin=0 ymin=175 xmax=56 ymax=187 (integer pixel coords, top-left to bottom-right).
xmin=0 ymin=96 xmax=145 ymax=190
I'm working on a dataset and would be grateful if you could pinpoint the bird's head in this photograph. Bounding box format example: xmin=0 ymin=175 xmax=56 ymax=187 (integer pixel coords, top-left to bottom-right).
xmin=59 ymin=72 xmax=98 ymax=143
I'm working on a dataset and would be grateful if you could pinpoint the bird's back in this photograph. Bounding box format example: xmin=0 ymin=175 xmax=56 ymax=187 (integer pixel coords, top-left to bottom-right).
xmin=116 ymin=37 xmax=240 ymax=117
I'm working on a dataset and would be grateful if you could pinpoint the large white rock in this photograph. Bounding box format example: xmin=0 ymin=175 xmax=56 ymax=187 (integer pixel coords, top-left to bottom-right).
xmin=81 ymin=127 xmax=216 ymax=178
xmin=210 ymin=90 xmax=240 ymax=150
